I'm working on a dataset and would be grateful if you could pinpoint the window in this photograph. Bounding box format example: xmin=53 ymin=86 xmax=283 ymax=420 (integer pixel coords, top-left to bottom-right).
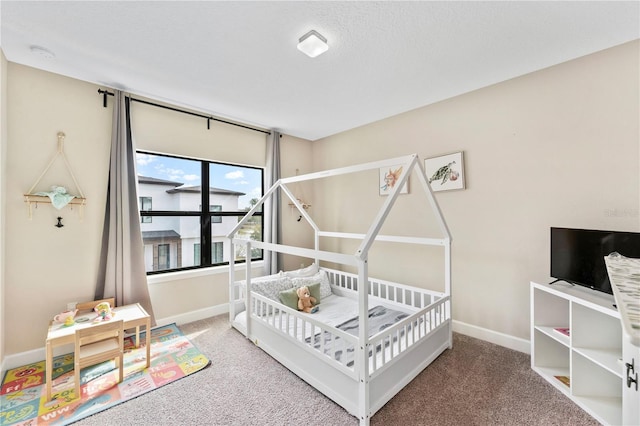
xmin=200 ymin=205 xmax=222 ymax=223
xmin=211 ymin=205 xmax=222 ymax=223
xmin=212 ymin=241 xmax=223 ymax=263
xmin=194 ymin=243 xmax=201 ymax=266
xmin=136 ymin=151 xmax=263 ymax=274
xmin=195 ymin=242 xmax=223 ymax=265
xmin=139 ymin=197 xmax=152 ymax=223
xmin=157 ymin=244 xmax=170 ymax=270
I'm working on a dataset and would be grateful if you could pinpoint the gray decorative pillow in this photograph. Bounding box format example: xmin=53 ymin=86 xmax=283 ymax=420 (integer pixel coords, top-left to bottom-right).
xmin=279 ymin=283 xmax=321 ymax=311
xmin=251 ymin=275 xmax=294 ymax=303
xmin=279 ymin=287 xmax=299 ymax=310
xmin=307 ymin=282 xmax=322 ymax=303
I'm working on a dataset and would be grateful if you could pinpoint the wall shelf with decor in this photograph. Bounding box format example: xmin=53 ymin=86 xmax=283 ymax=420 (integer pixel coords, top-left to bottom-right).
xmin=531 ymin=281 xmax=624 ymax=425
xmin=23 ymin=194 xmax=87 ymax=207
xmin=23 ymin=131 xmax=86 ymax=219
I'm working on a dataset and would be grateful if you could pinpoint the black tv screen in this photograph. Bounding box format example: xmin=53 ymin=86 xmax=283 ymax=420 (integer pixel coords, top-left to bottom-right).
xmin=550 ymin=227 xmax=640 ymax=295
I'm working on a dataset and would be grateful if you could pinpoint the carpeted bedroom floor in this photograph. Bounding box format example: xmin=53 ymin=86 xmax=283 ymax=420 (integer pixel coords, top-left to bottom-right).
xmin=73 ymin=314 xmax=599 ymax=426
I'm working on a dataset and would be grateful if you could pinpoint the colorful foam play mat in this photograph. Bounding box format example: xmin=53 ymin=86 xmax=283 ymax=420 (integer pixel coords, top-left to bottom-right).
xmin=1 ymin=323 xmax=210 ymax=425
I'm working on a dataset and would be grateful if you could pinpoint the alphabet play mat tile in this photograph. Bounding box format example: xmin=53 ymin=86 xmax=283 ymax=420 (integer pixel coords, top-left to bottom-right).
xmin=1 ymin=323 xmax=210 ymax=425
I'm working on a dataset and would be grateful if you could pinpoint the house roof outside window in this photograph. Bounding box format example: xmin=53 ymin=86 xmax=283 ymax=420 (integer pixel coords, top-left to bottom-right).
xmin=138 ymin=176 xmax=184 ymax=187
xmin=166 ymin=185 xmax=245 ymax=196
xmin=141 ymin=230 xmax=181 ymax=239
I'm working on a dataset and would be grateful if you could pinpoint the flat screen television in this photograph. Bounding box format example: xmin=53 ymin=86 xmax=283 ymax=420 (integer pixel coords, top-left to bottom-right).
xmin=550 ymin=227 xmax=640 ymax=295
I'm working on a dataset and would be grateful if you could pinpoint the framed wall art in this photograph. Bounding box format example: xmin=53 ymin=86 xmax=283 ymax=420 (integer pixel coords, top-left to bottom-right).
xmin=424 ymin=151 xmax=465 ymax=192
xmin=379 ymin=165 xmax=408 ymax=196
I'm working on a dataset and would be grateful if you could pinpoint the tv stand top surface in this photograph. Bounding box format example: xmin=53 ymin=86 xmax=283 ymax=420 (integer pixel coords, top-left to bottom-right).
xmin=532 ymin=280 xmax=618 ymax=316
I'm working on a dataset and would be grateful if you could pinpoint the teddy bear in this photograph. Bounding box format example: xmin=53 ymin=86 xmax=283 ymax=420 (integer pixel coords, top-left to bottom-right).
xmin=296 ymin=286 xmax=318 ymax=313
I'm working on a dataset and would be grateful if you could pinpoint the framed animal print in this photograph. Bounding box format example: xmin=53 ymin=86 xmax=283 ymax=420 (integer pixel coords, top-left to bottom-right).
xmin=379 ymin=165 xmax=409 ymax=196
xmin=425 ymin=151 xmax=465 ymax=192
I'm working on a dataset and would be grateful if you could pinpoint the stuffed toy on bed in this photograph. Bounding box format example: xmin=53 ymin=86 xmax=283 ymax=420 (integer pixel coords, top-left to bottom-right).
xmin=296 ymin=286 xmax=318 ymax=313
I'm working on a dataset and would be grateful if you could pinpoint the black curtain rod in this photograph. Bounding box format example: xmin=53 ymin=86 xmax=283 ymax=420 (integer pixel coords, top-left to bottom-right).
xmin=97 ymin=89 xmax=270 ymax=135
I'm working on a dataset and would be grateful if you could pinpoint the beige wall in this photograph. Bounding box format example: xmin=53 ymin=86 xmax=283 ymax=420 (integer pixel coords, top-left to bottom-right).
xmin=279 ymin=134 xmax=316 ymax=271
xmin=312 ymin=40 xmax=640 ymax=341
xmin=1 ymin=50 xmax=8 ymax=366
xmin=3 ymin=63 xmax=313 ymax=355
xmin=5 ymin=64 xmax=113 ymax=355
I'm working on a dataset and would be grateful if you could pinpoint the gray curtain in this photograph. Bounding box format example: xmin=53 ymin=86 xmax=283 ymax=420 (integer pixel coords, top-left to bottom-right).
xmin=264 ymin=131 xmax=282 ymax=274
xmin=95 ymin=90 xmax=156 ymax=325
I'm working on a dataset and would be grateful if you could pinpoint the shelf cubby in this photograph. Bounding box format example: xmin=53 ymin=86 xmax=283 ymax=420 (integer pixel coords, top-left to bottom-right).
xmin=531 ymin=281 xmax=624 ymax=425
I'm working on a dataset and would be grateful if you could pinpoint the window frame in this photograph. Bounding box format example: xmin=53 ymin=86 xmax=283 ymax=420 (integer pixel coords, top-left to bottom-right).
xmin=137 ymin=150 xmax=264 ymax=275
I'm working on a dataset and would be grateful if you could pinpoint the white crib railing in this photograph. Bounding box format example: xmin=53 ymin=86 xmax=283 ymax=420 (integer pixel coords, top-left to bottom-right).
xmin=325 ymin=267 xmax=446 ymax=309
xmin=249 ymin=292 xmax=359 ymax=378
xmin=368 ymin=296 xmax=449 ymax=377
xmin=235 ymin=267 xmax=451 ymax=377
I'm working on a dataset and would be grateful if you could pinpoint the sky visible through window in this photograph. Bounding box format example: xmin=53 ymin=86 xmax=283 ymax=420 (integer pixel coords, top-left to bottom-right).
xmin=136 ymin=153 xmax=262 ymax=209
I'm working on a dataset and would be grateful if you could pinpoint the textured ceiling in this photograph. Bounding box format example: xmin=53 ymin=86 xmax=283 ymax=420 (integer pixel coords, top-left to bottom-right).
xmin=1 ymin=1 xmax=638 ymax=140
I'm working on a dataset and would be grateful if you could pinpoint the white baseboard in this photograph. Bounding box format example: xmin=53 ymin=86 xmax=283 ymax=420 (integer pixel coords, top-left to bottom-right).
xmin=154 ymin=304 xmax=228 ymax=328
xmin=2 ymin=347 xmax=45 ymax=374
xmin=1 ymin=304 xmax=230 ymax=373
xmin=453 ymin=319 xmax=530 ymax=354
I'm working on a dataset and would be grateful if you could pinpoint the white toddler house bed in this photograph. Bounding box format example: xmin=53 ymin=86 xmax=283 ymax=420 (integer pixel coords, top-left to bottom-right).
xmin=228 ymin=154 xmax=452 ymax=425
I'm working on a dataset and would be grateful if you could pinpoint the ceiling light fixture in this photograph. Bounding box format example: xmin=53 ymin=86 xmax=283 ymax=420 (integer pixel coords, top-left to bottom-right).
xmin=297 ymin=30 xmax=328 ymax=58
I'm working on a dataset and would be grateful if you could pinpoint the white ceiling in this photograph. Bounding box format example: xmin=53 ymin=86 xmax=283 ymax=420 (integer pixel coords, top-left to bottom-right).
xmin=1 ymin=1 xmax=638 ymax=141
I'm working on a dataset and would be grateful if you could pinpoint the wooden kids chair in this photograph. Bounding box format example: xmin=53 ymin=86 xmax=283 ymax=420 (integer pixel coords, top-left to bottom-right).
xmin=73 ymin=319 xmax=124 ymax=399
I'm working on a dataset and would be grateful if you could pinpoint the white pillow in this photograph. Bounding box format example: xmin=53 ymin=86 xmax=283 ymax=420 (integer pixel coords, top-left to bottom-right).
xmin=251 ymin=271 xmax=284 ymax=282
xmin=283 ymin=263 xmax=319 ymax=278
xmin=291 ymin=269 xmax=332 ymax=299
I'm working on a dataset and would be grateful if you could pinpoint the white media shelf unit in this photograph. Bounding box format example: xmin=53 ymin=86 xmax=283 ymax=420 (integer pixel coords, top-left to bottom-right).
xmin=531 ymin=280 xmax=623 ymax=425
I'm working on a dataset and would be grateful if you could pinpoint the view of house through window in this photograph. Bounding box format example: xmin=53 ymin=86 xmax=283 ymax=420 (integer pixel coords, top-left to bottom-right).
xmin=136 ymin=151 xmax=263 ymax=274
xmin=139 ymin=197 xmax=152 ymax=223
xmin=193 ymin=242 xmax=224 ymax=266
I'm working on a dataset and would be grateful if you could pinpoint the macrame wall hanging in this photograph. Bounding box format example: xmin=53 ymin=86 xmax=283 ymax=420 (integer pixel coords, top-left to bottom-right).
xmin=24 ymin=131 xmax=86 ymax=221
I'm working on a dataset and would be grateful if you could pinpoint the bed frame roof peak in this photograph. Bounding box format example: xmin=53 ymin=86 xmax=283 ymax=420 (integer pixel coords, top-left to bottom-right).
xmin=228 ymin=153 xmax=451 ymax=263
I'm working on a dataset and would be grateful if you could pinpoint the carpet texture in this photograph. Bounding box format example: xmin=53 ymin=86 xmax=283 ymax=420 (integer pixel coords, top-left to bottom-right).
xmin=1 ymin=324 xmax=210 ymax=426
xmin=56 ymin=315 xmax=599 ymax=426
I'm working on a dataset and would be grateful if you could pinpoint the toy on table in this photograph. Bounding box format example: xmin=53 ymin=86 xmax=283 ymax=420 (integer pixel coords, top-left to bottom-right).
xmin=93 ymin=301 xmax=115 ymax=322
xmin=54 ymin=309 xmax=77 ymax=326
xmin=296 ymin=286 xmax=318 ymax=314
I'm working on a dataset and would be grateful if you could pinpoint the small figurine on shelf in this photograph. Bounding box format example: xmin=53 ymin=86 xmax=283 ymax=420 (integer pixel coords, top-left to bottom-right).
xmin=93 ymin=301 xmax=115 ymax=322
xmin=34 ymin=186 xmax=76 ymax=209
